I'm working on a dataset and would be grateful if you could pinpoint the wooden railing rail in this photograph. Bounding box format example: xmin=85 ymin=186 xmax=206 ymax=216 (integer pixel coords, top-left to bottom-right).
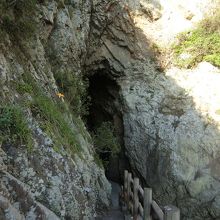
xmin=123 ymin=170 xmax=180 ymax=220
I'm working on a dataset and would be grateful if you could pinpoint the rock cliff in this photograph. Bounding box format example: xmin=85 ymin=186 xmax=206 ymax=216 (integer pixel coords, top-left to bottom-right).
xmin=0 ymin=0 xmax=220 ymax=219
xmin=86 ymin=0 xmax=220 ymax=219
xmin=0 ymin=0 xmax=111 ymax=219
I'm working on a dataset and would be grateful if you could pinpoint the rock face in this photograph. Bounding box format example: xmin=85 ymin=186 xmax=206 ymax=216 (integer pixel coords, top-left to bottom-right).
xmin=121 ymin=63 xmax=220 ymax=220
xmin=0 ymin=0 xmax=220 ymax=220
xmin=0 ymin=0 xmax=111 ymax=219
xmin=120 ymin=2 xmax=220 ymax=220
xmin=86 ymin=0 xmax=220 ymax=219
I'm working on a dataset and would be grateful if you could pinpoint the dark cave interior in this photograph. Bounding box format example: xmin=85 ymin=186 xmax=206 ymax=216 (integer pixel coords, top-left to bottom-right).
xmin=86 ymin=71 xmax=129 ymax=183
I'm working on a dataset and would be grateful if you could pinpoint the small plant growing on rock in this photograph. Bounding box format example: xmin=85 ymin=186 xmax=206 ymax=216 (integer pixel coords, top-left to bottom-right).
xmin=93 ymin=122 xmax=120 ymax=167
xmin=31 ymin=94 xmax=81 ymax=153
xmin=54 ymin=71 xmax=90 ymax=117
xmin=21 ymin=72 xmax=82 ymax=154
xmin=0 ymin=105 xmax=32 ymax=149
xmin=16 ymin=82 xmax=33 ymax=94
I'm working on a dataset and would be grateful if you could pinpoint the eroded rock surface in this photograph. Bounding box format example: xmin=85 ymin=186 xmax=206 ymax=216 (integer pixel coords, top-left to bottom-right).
xmin=0 ymin=1 xmax=111 ymax=219
xmin=1 ymin=0 xmax=220 ymax=219
xmin=121 ymin=63 xmax=220 ymax=220
xmin=86 ymin=1 xmax=220 ymax=219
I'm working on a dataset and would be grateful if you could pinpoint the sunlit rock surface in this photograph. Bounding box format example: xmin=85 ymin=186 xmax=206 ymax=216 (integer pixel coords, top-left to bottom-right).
xmin=121 ymin=62 xmax=220 ymax=219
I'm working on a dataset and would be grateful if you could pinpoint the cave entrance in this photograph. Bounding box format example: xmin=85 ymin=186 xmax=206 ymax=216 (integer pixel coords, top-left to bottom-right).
xmin=87 ymin=73 xmax=118 ymax=131
xmin=86 ymin=72 xmax=127 ymax=183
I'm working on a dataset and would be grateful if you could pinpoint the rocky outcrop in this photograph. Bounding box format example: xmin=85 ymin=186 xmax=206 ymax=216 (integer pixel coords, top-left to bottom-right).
xmin=0 ymin=171 xmax=60 ymax=220
xmin=120 ymin=2 xmax=220 ymax=220
xmin=85 ymin=1 xmax=220 ymax=219
xmin=1 ymin=0 xmax=220 ymax=219
xmin=121 ymin=62 xmax=220 ymax=220
xmin=0 ymin=0 xmax=111 ymax=219
xmin=0 ymin=122 xmax=110 ymax=219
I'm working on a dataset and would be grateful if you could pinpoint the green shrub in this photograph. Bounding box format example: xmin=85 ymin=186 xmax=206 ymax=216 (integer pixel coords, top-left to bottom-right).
xmin=54 ymin=71 xmax=90 ymax=117
xmin=173 ymin=8 xmax=220 ymax=68
xmin=0 ymin=105 xmax=32 ymax=149
xmin=93 ymin=122 xmax=120 ymax=167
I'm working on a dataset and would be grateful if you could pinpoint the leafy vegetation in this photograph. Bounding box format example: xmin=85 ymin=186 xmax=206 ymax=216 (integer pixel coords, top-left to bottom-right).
xmin=0 ymin=0 xmax=37 ymax=40
xmin=13 ymin=72 xmax=84 ymax=154
xmin=21 ymin=73 xmax=82 ymax=154
xmin=54 ymin=71 xmax=90 ymax=117
xmin=31 ymin=94 xmax=81 ymax=153
xmin=93 ymin=122 xmax=120 ymax=167
xmin=173 ymin=8 xmax=220 ymax=68
xmin=16 ymin=82 xmax=33 ymax=94
xmin=0 ymin=105 xmax=32 ymax=149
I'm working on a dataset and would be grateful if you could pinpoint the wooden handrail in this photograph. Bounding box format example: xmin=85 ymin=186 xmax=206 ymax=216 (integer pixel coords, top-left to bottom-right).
xmin=152 ymin=200 xmax=164 ymax=220
xmin=138 ymin=185 xmax=144 ymax=197
xmin=123 ymin=170 xmax=180 ymax=220
xmin=139 ymin=202 xmax=144 ymax=216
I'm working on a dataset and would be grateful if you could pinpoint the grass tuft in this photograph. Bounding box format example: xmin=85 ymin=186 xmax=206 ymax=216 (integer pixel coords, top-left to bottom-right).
xmin=54 ymin=71 xmax=90 ymax=118
xmin=16 ymin=82 xmax=33 ymax=94
xmin=22 ymin=73 xmax=82 ymax=154
xmin=0 ymin=105 xmax=32 ymax=149
xmin=31 ymin=94 xmax=81 ymax=153
xmin=173 ymin=8 xmax=220 ymax=68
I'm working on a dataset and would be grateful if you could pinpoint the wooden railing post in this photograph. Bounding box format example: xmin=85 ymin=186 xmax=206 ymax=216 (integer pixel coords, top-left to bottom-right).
xmin=144 ymin=188 xmax=152 ymax=220
xmin=124 ymin=170 xmax=128 ymax=204
xmin=123 ymin=170 xmax=180 ymax=220
xmin=143 ymin=188 xmax=152 ymax=220
xmin=164 ymin=205 xmax=180 ymax=220
xmin=133 ymin=177 xmax=139 ymax=219
xmin=127 ymin=172 xmax=132 ymax=212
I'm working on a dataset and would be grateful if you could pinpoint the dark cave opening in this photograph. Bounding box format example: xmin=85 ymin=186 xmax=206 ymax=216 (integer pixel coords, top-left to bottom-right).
xmin=87 ymin=73 xmax=118 ymax=131
xmin=86 ymin=72 xmax=129 ymax=183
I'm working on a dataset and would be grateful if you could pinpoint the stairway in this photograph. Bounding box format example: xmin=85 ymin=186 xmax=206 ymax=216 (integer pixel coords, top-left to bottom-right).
xmin=95 ymin=182 xmax=125 ymax=220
